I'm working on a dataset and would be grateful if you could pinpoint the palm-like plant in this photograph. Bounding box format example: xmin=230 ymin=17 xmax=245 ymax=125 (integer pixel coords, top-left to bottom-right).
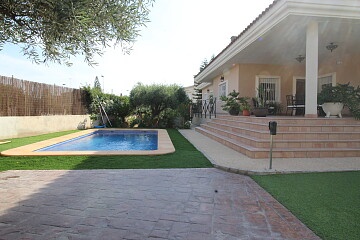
xmin=220 ymin=90 xmax=241 ymax=115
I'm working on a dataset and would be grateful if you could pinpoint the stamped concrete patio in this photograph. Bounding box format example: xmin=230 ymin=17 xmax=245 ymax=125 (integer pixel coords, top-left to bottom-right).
xmin=0 ymin=169 xmax=318 ymax=239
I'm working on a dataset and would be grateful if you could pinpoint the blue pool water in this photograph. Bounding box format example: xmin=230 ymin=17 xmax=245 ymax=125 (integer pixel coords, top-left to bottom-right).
xmin=37 ymin=130 xmax=158 ymax=151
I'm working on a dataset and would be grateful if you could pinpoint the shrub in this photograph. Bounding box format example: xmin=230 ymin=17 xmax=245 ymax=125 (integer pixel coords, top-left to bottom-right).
xmin=81 ymin=85 xmax=131 ymax=127
xmin=130 ymin=83 xmax=190 ymax=128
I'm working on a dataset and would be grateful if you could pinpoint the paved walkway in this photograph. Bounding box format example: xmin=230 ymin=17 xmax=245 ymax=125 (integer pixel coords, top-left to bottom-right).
xmin=179 ymin=129 xmax=360 ymax=174
xmin=0 ymin=169 xmax=318 ymax=240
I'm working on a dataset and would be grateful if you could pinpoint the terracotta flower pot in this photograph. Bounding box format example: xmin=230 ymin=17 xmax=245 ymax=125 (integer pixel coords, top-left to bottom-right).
xmin=242 ymin=109 xmax=250 ymax=116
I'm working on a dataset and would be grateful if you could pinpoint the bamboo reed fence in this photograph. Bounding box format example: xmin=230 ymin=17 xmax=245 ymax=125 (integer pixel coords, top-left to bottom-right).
xmin=0 ymin=75 xmax=88 ymax=116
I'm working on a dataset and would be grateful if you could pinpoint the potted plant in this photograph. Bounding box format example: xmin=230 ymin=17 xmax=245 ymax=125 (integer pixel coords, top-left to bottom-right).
xmin=220 ymin=90 xmax=241 ymax=116
xmin=252 ymin=85 xmax=268 ymax=117
xmin=267 ymin=101 xmax=283 ymax=115
xmin=239 ymin=97 xmax=251 ymax=116
xmin=346 ymin=85 xmax=360 ymax=120
xmin=318 ymin=83 xmax=351 ymax=118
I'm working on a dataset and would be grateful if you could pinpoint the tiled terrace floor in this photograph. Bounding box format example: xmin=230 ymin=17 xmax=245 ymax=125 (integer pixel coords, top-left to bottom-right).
xmin=0 ymin=169 xmax=319 ymax=240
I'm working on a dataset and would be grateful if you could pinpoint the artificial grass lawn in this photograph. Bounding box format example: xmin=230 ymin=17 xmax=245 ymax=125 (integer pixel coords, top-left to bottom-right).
xmin=252 ymin=172 xmax=360 ymax=240
xmin=3 ymin=130 xmax=359 ymax=239
xmin=0 ymin=129 xmax=213 ymax=171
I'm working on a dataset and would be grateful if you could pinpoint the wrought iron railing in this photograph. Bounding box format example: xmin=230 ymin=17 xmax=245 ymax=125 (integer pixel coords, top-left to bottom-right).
xmin=192 ymin=98 xmax=217 ymax=119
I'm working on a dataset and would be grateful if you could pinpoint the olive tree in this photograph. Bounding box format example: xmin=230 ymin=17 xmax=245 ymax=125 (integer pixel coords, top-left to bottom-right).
xmin=0 ymin=0 xmax=154 ymax=66
xmin=129 ymin=83 xmax=189 ymax=128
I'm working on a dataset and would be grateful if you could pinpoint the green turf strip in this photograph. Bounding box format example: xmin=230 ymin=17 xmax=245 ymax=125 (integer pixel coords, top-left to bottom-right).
xmin=252 ymin=172 xmax=360 ymax=240
xmin=0 ymin=129 xmax=213 ymax=171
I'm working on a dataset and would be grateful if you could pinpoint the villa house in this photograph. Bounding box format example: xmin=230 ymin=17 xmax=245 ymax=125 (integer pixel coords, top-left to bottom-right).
xmin=195 ymin=0 xmax=360 ymax=116
xmin=184 ymin=85 xmax=195 ymax=102
xmin=194 ymin=0 xmax=360 ymax=158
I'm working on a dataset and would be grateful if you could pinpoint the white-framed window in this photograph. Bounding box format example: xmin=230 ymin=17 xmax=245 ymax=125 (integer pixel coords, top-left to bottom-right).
xmin=292 ymin=72 xmax=336 ymax=95
xmin=202 ymin=89 xmax=214 ymax=101
xmin=218 ymin=81 xmax=227 ymax=98
xmin=318 ymin=73 xmax=336 ymax=93
xmin=202 ymin=92 xmax=208 ymax=101
xmin=255 ymin=76 xmax=281 ymax=102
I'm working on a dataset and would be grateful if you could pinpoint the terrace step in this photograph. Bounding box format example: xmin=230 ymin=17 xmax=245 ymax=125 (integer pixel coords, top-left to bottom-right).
xmin=200 ymin=124 xmax=360 ymax=149
xmin=195 ymin=116 xmax=360 ymax=158
xmin=212 ymin=117 xmax=360 ymax=132
xmin=205 ymin=121 xmax=360 ymax=141
xmin=217 ymin=115 xmax=360 ymax=125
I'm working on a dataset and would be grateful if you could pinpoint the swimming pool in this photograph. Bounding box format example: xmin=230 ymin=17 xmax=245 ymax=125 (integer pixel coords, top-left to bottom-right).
xmin=37 ymin=130 xmax=158 ymax=151
xmin=1 ymin=129 xmax=175 ymax=156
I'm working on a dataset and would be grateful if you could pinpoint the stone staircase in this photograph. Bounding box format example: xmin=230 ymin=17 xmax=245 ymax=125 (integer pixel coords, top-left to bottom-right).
xmin=195 ymin=115 xmax=360 ymax=158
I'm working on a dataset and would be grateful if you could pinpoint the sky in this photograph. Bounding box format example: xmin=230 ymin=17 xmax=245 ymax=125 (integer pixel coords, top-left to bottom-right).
xmin=0 ymin=0 xmax=274 ymax=96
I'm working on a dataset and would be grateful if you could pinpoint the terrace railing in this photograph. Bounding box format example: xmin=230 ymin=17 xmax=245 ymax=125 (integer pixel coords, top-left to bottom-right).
xmin=192 ymin=98 xmax=217 ymax=119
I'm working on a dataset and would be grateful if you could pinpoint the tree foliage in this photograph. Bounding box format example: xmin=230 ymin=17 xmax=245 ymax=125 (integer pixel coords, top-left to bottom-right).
xmin=193 ymin=80 xmax=202 ymax=102
xmin=199 ymin=58 xmax=208 ymax=71
xmin=82 ymin=85 xmax=131 ymax=127
xmin=106 ymin=94 xmax=131 ymax=125
xmin=93 ymin=76 xmax=102 ymax=92
xmin=129 ymin=83 xmax=189 ymax=127
xmin=0 ymin=0 xmax=154 ymax=66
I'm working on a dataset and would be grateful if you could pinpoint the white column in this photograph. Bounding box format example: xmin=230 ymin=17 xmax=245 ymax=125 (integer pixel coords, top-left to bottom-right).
xmin=305 ymin=21 xmax=319 ymax=117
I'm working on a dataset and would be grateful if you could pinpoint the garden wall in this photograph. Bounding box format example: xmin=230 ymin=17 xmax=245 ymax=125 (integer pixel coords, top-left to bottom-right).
xmin=0 ymin=115 xmax=91 ymax=139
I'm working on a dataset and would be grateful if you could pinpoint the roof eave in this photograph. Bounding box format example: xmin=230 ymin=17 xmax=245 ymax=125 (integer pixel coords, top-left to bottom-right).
xmin=194 ymin=0 xmax=360 ymax=84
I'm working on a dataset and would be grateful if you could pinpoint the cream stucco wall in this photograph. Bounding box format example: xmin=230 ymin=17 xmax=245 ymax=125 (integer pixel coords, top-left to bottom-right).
xmin=319 ymin=54 xmax=360 ymax=86
xmin=238 ymin=63 xmax=305 ymax=104
xmin=223 ymin=65 xmax=240 ymax=94
xmin=205 ymin=63 xmax=305 ymax=104
xmin=202 ymin=65 xmax=240 ymax=98
xmin=203 ymin=54 xmax=360 ymax=111
xmin=201 ymin=65 xmax=241 ymax=114
xmin=0 ymin=115 xmax=91 ymax=140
